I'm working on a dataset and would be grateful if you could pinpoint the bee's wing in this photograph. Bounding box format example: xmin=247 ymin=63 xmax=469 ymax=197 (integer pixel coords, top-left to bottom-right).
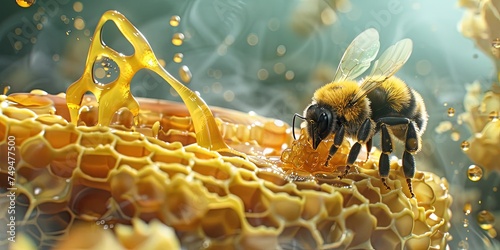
xmin=350 ymin=38 xmax=413 ymax=104
xmin=332 ymin=28 xmax=380 ymax=83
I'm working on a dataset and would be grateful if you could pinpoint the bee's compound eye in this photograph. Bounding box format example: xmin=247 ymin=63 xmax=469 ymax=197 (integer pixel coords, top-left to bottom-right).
xmin=317 ymin=112 xmax=330 ymax=134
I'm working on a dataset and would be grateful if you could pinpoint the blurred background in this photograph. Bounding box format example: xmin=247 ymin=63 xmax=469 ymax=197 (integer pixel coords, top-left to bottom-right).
xmin=0 ymin=0 xmax=499 ymax=249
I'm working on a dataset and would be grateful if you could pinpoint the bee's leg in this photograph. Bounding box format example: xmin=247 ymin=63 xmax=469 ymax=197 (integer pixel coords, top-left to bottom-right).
xmin=342 ymin=119 xmax=372 ymax=178
xmin=379 ymin=124 xmax=392 ymax=190
xmin=377 ymin=117 xmax=418 ymax=198
xmin=324 ymin=124 xmax=345 ymax=166
xmin=365 ymin=138 xmax=373 ymax=162
xmin=403 ymin=122 xmax=418 ymax=198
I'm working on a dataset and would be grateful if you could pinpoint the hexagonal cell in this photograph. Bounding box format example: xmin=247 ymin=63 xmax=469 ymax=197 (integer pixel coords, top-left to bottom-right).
xmin=43 ymin=126 xmax=79 ymax=149
xmin=36 ymin=210 xmax=72 ymax=234
xmin=192 ymin=159 xmax=230 ymax=180
xmin=229 ymin=183 xmax=269 ymax=213
xmin=21 ymin=137 xmax=53 ymax=168
xmin=80 ymin=151 xmax=117 ymax=179
xmin=49 ymin=147 xmax=79 ymax=178
xmin=79 ymin=132 xmax=115 ymax=148
xmin=279 ymin=226 xmax=318 ymax=249
xmin=8 ymin=120 xmax=43 ymax=145
xmin=200 ymin=208 xmax=242 ymax=239
xmin=70 ymin=186 xmax=111 ymax=220
xmin=370 ymin=229 xmax=402 ymax=250
xmin=151 ymin=151 xmax=189 ymax=166
xmin=115 ymin=141 xmax=151 ymax=158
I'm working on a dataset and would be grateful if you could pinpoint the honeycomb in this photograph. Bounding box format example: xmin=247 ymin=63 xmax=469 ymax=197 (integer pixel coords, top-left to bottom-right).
xmin=0 ymin=10 xmax=452 ymax=250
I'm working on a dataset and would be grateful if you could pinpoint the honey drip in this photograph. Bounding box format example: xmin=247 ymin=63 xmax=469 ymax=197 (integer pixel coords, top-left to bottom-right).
xmin=66 ymin=10 xmax=234 ymax=153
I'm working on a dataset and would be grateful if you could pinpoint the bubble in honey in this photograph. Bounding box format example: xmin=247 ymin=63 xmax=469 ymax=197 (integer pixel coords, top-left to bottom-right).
xmin=16 ymin=0 xmax=35 ymax=7
xmin=170 ymin=15 xmax=181 ymax=27
xmin=461 ymin=141 xmax=470 ymax=151
xmin=492 ymin=38 xmax=500 ymax=49
xmin=172 ymin=33 xmax=185 ymax=46
xmin=477 ymin=210 xmax=495 ymax=230
xmin=66 ymin=30 xmax=72 ymax=36
xmin=447 ymin=107 xmax=455 ymax=117
xmin=273 ymin=63 xmax=286 ymax=74
xmin=467 ymin=165 xmax=483 ymax=181
xmin=488 ymin=110 xmax=499 ymax=121
xmin=247 ymin=33 xmax=259 ymax=46
xmin=173 ymin=53 xmax=183 ymax=63
xmin=179 ymin=65 xmax=192 ymax=83
xmin=463 ymin=202 xmax=472 ymax=215
xmin=268 ymin=18 xmax=280 ymax=31
xmin=285 ymin=70 xmax=295 ymax=80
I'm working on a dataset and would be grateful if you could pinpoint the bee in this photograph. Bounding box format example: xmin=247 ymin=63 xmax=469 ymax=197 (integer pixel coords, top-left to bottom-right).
xmin=293 ymin=28 xmax=428 ymax=197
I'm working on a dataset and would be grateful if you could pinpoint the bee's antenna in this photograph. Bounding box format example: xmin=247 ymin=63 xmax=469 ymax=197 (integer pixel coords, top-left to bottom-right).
xmin=292 ymin=113 xmax=306 ymax=140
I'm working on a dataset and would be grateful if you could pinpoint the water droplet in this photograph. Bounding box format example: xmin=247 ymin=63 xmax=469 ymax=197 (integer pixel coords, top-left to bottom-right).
xmin=467 ymin=165 xmax=483 ymax=181
xmin=451 ymin=131 xmax=460 ymax=141
xmin=257 ymin=69 xmax=269 ymax=80
xmin=461 ymin=141 xmax=470 ymax=151
xmin=477 ymin=210 xmax=495 ymax=230
xmin=173 ymin=53 xmax=183 ymax=63
xmin=170 ymin=15 xmax=181 ymax=27
xmin=247 ymin=33 xmax=259 ymax=46
xmin=74 ymin=17 xmax=85 ymax=30
xmin=16 ymin=0 xmax=35 ymax=8
xmin=179 ymin=65 xmax=192 ymax=83
xmin=447 ymin=107 xmax=455 ymax=117
xmin=492 ymin=38 xmax=500 ymax=49
xmin=277 ymin=45 xmax=286 ymax=56
xmin=103 ymin=224 xmax=109 ymax=229
xmin=463 ymin=218 xmax=469 ymax=227
xmin=488 ymin=111 xmax=498 ymax=121
xmin=463 ymin=202 xmax=472 ymax=215
xmin=457 ymin=240 xmax=469 ymax=250
xmin=73 ymin=1 xmax=83 ymax=12
xmin=172 ymin=33 xmax=184 ymax=46
xmin=285 ymin=70 xmax=295 ymax=80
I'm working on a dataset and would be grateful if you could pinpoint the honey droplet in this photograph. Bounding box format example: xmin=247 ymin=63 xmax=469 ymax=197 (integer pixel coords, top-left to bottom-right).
xmin=460 ymin=141 xmax=470 ymax=151
xmin=463 ymin=202 xmax=472 ymax=215
xmin=16 ymin=0 xmax=35 ymax=7
xmin=179 ymin=65 xmax=192 ymax=83
xmin=488 ymin=110 xmax=499 ymax=121
xmin=447 ymin=107 xmax=455 ymax=117
xmin=477 ymin=210 xmax=495 ymax=230
xmin=170 ymin=15 xmax=181 ymax=27
xmin=467 ymin=165 xmax=483 ymax=181
xmin=173 ymin=53 xmax=183 ymax=63
xmin=172 ymin=33 xmax=185 ymax=46
xmin=492 ymin=38 xmax=500 ymax=49
xmin=3 ymin=86 xmax=10 ymax=95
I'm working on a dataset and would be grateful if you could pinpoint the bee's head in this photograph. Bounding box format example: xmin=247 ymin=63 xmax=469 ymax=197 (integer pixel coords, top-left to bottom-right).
xmin=305 ymin=103 xmax=336 ymax=150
